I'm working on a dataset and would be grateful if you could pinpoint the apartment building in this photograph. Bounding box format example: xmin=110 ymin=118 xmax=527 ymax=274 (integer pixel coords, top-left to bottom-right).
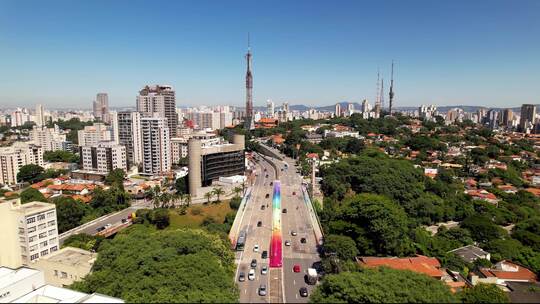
xmin=77 ymin=123 xmax=112 ymax=147
xmin=79 ymin=141 xmax=127 ymax=173
xmin=0 ymin=200 xmax=59 ymax=268
xmin=0 ymin=142 xmax=44 ymax=185
xmin=141 ymin=117 xmax=171 ymax=175
xmin=30 ymin=125 xmax=71 ymax=152
xmin=137 ymin=85 xmax=177 ymax=137
xmin=111 ymin=111 xmax=143 ymax=168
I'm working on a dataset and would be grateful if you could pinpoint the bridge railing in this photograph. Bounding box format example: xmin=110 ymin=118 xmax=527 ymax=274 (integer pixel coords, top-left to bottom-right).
xmin=301 ymin=184 xmax=324 ymax=246
xmin=228 ymin=187 xmax=252 ymax=249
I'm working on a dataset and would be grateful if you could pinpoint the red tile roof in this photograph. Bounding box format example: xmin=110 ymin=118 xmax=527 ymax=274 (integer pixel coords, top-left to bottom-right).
xmin=479 ymin=261 xmax=537 ymax=282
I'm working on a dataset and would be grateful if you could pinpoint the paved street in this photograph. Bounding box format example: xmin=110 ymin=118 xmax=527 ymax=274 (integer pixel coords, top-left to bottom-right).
xmin=235 ymin=149 xmax=321 ymax=303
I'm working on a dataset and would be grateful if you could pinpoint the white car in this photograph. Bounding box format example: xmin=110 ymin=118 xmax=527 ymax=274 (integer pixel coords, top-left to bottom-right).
xmin=253 ymin=244 xmax=259 ymax=252
xmin=261 ymin=266 xmax=268 ymax=275
xmin=248 ymin=269 xmax=255 ymax=281
xmin=285 ymin=240 xmax=291 ymax=246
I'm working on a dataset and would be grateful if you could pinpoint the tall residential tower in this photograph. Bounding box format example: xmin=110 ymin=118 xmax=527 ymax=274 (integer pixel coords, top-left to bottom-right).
xmin=137 ymin=85 xmax=178 ymax=137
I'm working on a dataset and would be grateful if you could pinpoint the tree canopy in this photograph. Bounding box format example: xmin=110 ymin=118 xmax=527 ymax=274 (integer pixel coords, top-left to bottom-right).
xmin=17 ymin=164 xmax=44 ymax=184
xmin=460 ymin=283 xmax=509 ymax=303
xmin=20 ymin=187 xmax=47 ymax=203
xmin=71 ymin=226 xmax=238 ymax=303
xmin=309 ymin=267 xmax=457 ymax=303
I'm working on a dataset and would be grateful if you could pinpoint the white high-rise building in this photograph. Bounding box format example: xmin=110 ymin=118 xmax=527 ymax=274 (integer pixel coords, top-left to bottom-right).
xmin=282 ymin=102 xmax=289 ymax=113
xmin=0 ymin=200 xmax=59 ymax=268
xmin=112 ymin=111 xmax=143 ymax=168
xmin=30 ymin=126 xmax=69 ymax=152
xmin=93 ymin=93 xmax=110 ymax=123
xmin=77 ymin=123 xmax=112 ymax=146
xmin=361 ymin=100 xmax=370 ymax=113
xmin=0 ymin=142 xmax=44 ymax=185
xmin=335 ymin=103 xmax=342 ymax=117
xmin=186 ymin=111 xmax=221 ymax=130
xmin=219 ymin=111 xmax=233 ymax=129
xmin=79 ymin=141 xmax=127 ymax=173
xmin=267 ymin=100 xmax=275 ymax=117
xmin=137 ymin=85 xmax=177 ymax=137
xmin=35 ymin=104 xmax=45 ymax=127
xmin=141 ymin=117 xmax=171 ymax=175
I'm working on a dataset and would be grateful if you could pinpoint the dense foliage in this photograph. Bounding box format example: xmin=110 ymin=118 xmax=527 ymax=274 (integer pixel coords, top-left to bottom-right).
xmin=71 ymin=226 xmax=239 ymax=303
xmin=460 ymin=283 xmax=509 ymax=303
xmin=44 ymin=150 xmax=79 ymax=163
xmin=310 ymin=267 xmax=457 ymax=303
xmin=20 ymin=187 xmax=47 ymax=203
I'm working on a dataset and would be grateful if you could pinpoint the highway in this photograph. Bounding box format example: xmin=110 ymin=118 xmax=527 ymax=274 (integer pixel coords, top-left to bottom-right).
xmin=235 ymin=149 xmax=321 ymax=303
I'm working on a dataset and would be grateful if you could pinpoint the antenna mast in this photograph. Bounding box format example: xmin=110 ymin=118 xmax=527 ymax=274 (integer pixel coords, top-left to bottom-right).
xmin=389 ymin=60 xmax=395 ymax=116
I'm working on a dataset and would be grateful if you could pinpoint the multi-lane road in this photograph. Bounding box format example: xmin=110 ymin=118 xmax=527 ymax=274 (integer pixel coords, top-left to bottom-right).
xmin=235 ymin=151 xmax=321 ymax=303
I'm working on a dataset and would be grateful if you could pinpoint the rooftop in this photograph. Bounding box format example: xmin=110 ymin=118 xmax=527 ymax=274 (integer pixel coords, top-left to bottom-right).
xmin=448 ymin=245 xmax=489 ymax=263
xmin=0 ymin=266 xmax=41 ymax=289
xmin=39 ymin=247 xmax=97 ymax=268
xmin=357 ymin=255 xmax=444 ymax=278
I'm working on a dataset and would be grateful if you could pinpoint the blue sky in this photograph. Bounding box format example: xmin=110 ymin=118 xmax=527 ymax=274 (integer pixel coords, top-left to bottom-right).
xmin=1 ymin=0 xmax=539 ymax=109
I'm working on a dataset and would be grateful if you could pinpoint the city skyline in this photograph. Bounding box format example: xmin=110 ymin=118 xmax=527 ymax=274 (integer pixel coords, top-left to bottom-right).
xmin=1 ymin=0 xmax=540 ymax=108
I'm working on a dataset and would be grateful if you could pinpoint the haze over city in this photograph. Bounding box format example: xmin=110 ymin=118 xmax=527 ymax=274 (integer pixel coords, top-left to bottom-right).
xmin=1 ymin=0 xmax=539 ymax=109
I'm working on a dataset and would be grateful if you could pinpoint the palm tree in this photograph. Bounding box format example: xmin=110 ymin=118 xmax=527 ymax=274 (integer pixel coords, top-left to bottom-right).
xmin=159 ymin=192 xmax=171 ymax=209
xmin=232 ymin=186 xmax=243 ymax=198
xmin=150 ymin=185 xmax=161 ymax=209
xmin=204 ymin=192 xmax=213 ymax=204
xmin=213 ymin=187 xmax=225 ymax=203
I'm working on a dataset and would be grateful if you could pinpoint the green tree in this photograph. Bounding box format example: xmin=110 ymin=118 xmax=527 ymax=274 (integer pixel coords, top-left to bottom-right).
xmin=71 ymin=226 xmax=239 ymax=303
xmin=460 ymin=283 xmax=509 ymax=303
xmin=175 ymin=176 xmax=188 ymax=194
xmin=150 ymin=209 xmax=170 ymax=229
xmin=43 ymin=150 xmax=79 ymax=163
xmin=323 ymin=234 xmax=359 ymax=260
xmin=62 ymin=234 xmax=104 ymax=251
xmin=212 ymin=187 xmax=225 ymax=203
xmin=20 ymin=187 xmax=47 ymax=203
xmin=105 ymin=169 xmax=126 ymax=189
xmin=16 ymin=164 xmax=44 ymax=183
xmin=461 ymin=215 xmax=507 ymax=244
xmin=310 ymin=267 xmax=457 ymax=303
xmin=204 ymin=191 xmax=213 ymax=204
xmin=53 ymin=196 xmax=90 ymax=233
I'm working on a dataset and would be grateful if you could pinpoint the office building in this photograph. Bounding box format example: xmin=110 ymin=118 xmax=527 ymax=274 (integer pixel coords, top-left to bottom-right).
xmin=79 ymin=141 xmax=127 ymax=173
xmin=188 ymin=134 xmax=245 ymax=197
xmin=520 ymin=104 xmax=537 ymax=132
xmin=0 ymin=266 xmax=123 ymax=303
xmin=112 ymin=111 xmax=143 ymax=168
xmin=92 ymin=93 xmax=110 ymax=123
xmin=186 ymin=111 xmax=221 ymax=130
xmin=0 ymin=200 xmax=58 ymax=268
xmin=137 ymin=85 xmax=177 ymax=137
xmin=0 ymin=143 xmax=44 ymax=185
xmin=77 ymin=123 xmax=112 ymax=147
xmin=35 ymin=104 xmax=45 ymax=127
xmin=141 ymin=117 xmax=171 ymax=175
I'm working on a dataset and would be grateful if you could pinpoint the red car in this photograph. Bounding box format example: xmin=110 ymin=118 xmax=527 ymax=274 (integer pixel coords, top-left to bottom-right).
xmin=293 ymin=264 xmax=301 ymax=273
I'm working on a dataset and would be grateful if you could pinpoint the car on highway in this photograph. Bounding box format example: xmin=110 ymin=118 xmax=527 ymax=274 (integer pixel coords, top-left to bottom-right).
xmin=257 ymin=221 xmax=262 ymax=227
xmin=301 ymin=237 xmax=307 ymax=244
xmin=265 ymin=193 xmax=270 ymax=198
xmin=265 ymin=174 xmax=269 ymax=178
xmin=261 ymin=205 xmax=265 ymax=210
xmin=261 ymin=250 xmax=268 ymax=259
xmin=291 ymin=231 xmax=297 ymax=236
xmin=292 ymin=191 xmax=296 ymax=196
xmin=299 ymin=287 xmax=308 ymax=297
xmin=248 ymin=269 xmax=255 ymax=281
xmin=96 ymin=226 xmax=105 ymax=232
xmin=259 ymin=285 xmax=267 ymax=296
xmin=282 ymin=208 xmax=287 ymax=213
xmin=270 ymin=182 xmax=273 ymax=186
xmin=253 ymin=244 xmax=259 ymax=252
xmin=293 ymin=264 xmax=301 ymax=273
xmin=105 ymin=223 xmax=112 ymax=228
xmin=261 ymin=266 xmax=268 ymax=275
xmin=251 ymin=259 xmax=257 ymax=268
xmin=238 ymin=272 xmax=245 ymax=282
xmin=121 ymin=218 xmax=128 ymax=224
xmin=284 ymin=240 xmax=291 ymax=246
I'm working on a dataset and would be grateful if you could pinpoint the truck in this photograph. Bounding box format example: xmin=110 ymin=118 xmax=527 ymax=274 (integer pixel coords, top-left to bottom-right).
xmin=307 ymin=268 xmax=318 ymax=285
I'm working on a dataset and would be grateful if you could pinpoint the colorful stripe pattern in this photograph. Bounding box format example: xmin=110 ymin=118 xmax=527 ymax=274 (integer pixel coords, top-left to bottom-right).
xmin=269 ymin=180 xmax=283 ymax=267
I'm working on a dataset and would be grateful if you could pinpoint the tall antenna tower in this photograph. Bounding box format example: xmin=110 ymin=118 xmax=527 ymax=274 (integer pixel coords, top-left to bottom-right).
xmin=375 ymin=70 xmax=380 ymax=108
xmin=244 ymin=33 xmax=254 ymax=130
xmin=380 ymin=78 xmax=385 ymax=111
xmin=389 ymin=60 xmax=395 ymax=116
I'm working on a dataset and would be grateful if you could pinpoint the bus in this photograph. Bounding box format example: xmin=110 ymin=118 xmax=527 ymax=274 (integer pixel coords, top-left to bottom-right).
xmin=236 ymin=230 xmax=246 ymax=251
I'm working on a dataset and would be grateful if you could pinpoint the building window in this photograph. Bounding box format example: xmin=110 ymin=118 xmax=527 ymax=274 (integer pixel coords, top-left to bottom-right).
xmin=28 ymin=226 xmax=36 ymax=233
xmin=39 ymin=232 xmax=47 ymax=239
xmin=48 ymin=220 xmax=56 ymax=227
xmin=37 ymin=214 xmax=45 ymax=221
xmin=48 ymin=229 xmax=56 ymax=236
xmin=46 ymin=211 xmax=55 ymax=218
xmin=40 ymin=241 xmax=48 ymax=248
xmin=61 ymin=272 xmax=67 ymax=278
xmin=49 ymin=238 xmax=56 ymax=244
xmin=29 ymin=236 xmax=36 ymax=242
xmin=18 ymin=228 xmax=25 ymax=235
xmin=54 ymin=270 xmax=58 ymax=277
xmin=26 ymin=217 xmax=36 ymax=224
xmin=51 ymin=246 xmax=58 ymax=252
xmin=20 ymin=246 xmax=26 ymax=253
xmin=38 ymin=223 xmax=46 ymax=230
xmin=29 ymin=245 xmax=37 ymax=252
xmin=30 ymin=253 xmax=39 ymax=261
xmin=40 ymin=249 xmax=49 ymax=257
